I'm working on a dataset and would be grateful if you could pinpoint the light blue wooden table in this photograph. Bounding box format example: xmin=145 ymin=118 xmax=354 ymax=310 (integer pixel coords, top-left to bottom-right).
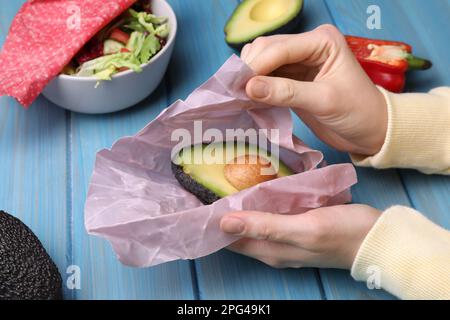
xmin=0 ymin=0 xmax=449 ymax=300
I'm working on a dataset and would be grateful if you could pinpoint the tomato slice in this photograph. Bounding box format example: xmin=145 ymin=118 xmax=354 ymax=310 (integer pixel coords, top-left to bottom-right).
xmin=117 ymin=67 xmax=129 ymax=72
xmin=110 ymin=28 xmax=130 ymax=45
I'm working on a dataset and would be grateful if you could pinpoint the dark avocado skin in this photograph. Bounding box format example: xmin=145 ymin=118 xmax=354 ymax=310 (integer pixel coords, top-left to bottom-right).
xmin=171 ymin=163 xmax=221 ymax=205
xmin=0 ymin=211 xmax=63 ymax=300
xmin=225 ymin=4 xmax=304 ymax=50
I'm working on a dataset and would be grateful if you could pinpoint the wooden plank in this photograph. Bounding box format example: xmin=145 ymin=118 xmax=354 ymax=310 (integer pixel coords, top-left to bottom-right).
xmin=166 ymin=0 xmax=324 ymax=299
xmin=70 ymin=82 xmax=196 ymax=300
xmin=196 ymin=251 xmax=324 ymax=300
xmin=68 ymin=1 xmax=197 ymax=298
xmin=0 ymin=1 xmax=72 ymax=298
xmin=321 ymin=0 xmax=450 ymax=299
xmin=3 ymin=0 xmax=445 ymax=301
xmin=70 ymin=82 xmax=199 ymax=299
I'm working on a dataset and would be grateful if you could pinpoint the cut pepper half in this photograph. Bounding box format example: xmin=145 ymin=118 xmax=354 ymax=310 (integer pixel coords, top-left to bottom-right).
xmin=345 ymin=35 xmax=432 ymax=93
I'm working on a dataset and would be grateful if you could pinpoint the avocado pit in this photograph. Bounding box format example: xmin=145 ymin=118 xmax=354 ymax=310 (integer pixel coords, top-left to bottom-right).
xmin=224 ymin=155 xmax=277 ymax=191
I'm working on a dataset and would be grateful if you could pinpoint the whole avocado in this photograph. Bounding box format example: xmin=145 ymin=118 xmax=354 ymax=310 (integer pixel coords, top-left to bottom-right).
xmin=0 ymin=211 xmax=62 ymax=300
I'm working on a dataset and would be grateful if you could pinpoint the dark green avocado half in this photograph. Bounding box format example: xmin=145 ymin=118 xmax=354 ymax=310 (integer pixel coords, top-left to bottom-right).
xmin=0 ymin=211 xmax=62 ymax=300
xmin=225 ymin=0 xmax=304 ymax=49
xmin=172 ymin=142 xmax=293 ymax=205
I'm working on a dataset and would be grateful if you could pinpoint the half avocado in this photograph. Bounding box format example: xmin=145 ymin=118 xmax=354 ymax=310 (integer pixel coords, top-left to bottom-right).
xmin=172 ymin=142 xmax=294 ymax=204
xmin=225 ymin=0 xmax=304 ymax=49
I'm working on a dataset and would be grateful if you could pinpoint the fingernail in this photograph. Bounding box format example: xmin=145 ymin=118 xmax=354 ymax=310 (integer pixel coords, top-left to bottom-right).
xmin=221 ymin=217 xmax=245 ymax=234
xmin=250 ymin=79 xmax=269 ymax=99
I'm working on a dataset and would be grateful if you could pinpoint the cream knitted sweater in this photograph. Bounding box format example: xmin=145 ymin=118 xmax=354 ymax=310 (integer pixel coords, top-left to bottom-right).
xmin=350 ymin=87 xmax=450 ymax=300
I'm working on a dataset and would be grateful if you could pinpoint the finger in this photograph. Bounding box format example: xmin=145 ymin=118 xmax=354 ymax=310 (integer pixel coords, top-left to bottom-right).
xmin=246 ymin=76 xmax=336 ymax=115
xmin=228 ymin=238 xmax=309 ymax=269
xmin=244 ymin=35 xmax=294 ymax=67
xmin=240 ymin=43 xmax=252 ymax=61
xmin=247 ymin=25 xmax=342 ymax=75
xmin=220 ymin=211 xmax=312 ymax=246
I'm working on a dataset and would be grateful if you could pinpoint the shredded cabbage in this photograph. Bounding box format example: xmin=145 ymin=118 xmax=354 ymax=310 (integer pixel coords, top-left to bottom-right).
xmin=74 ymin=8 xmax=169 ymax=82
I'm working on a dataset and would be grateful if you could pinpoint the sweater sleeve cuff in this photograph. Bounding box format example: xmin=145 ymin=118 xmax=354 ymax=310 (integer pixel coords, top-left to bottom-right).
xmin=351 ymin=206 xmax=450 ymax=300
xmin=350 ymin=87 xmax=450 ymax=175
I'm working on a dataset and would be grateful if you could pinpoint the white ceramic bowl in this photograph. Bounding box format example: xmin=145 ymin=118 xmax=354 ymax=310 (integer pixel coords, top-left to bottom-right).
xmin=42 ymin=0 xmax=177 ymax=114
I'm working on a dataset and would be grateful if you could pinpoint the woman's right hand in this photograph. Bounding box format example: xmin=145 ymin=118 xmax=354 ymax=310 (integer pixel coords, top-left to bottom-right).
xmin=242 ymin=25 xmax=388 ymax=156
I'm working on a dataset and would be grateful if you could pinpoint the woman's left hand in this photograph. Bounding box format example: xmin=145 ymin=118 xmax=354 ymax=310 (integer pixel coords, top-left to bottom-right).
xmin=220 ymin=204 xmax=381 ymax=269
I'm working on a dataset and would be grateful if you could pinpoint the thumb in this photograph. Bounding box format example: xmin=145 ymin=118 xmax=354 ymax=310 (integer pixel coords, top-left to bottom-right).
xmin=246 ymin=76 xmax=335 ymax=115
xmin=220 ymin=211 xmax=308 ymax=245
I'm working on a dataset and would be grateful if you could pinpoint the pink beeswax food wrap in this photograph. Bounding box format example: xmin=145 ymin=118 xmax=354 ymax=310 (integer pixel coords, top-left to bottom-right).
xmin=0 ymin=0 xmax=136 ymax=107
xmin=85 ymin=55 xmax=358 ymax=267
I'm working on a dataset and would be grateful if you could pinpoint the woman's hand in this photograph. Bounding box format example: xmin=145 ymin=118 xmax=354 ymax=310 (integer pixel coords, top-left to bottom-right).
xmin=242 ymin=25 xmax=388 ymax=156
xmin=220 ymin=205 xmax=381 ymax=269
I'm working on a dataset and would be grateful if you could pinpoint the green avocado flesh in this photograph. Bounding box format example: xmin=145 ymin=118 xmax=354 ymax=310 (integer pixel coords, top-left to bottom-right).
xmin=225 ymin=0 xmax=304 ymax=48
xmin=172 ymin=142 xmax=293 ymax=204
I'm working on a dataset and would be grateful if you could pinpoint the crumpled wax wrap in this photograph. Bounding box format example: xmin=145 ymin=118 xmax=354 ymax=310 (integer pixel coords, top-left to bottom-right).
xmin=0 ymin=0 xmax=136 ymax=107
xmin=85 ymin=55 xmax=358 ymax=267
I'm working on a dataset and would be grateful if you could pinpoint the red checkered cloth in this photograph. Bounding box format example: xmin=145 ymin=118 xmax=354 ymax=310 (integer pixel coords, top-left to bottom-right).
xmin=0 ymin=0 xmax=136 ymax=107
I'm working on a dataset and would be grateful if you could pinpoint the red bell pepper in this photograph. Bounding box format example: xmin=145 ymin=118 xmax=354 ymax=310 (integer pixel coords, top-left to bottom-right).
xmin=345 ymin=36 xmax=432 ymax=93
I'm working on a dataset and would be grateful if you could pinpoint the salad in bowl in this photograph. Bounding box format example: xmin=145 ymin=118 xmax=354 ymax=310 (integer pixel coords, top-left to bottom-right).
xmin=43 ymin=0 xmax=177 ymax=114
xmin=63 ymin=0 xmax=170 ymax=82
